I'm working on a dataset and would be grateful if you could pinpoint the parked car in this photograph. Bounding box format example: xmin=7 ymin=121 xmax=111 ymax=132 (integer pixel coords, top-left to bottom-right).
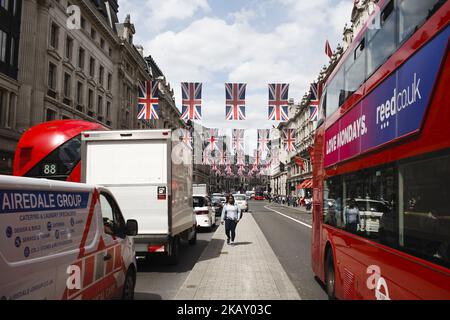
xmin=233 ymin=194 xmax=248 ymax=212
xmin=211 ymin=197 xmax=224 ymax=217
xmin=254 ymin=195 xmax=265 ymax=201
xmin=193 ymin=195 xmax=216 ymax=230
xmin=0 ymin=175 xmax=138 ymax=300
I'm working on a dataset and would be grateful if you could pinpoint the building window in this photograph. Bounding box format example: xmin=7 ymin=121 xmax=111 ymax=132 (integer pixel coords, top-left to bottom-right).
xmin=76 ymin=81 xmax=83 ymax=105
xmin=88 ymin=89 xmax=93 ymax=109
xmin=89 ymin=57 xmax=95 ymax=77
xmin=108 ymin=47 xmax=112 ymax=57
xmin=9 ymin=37 xmax=14 ymax=66
xmin=90 ymin=27 xmax=96 ymax=40
xmin=0 ymin=0 xmax=9 ymax=10
xmin=81 ymin=17 xmax=86 ymax=30
xmin=107 ymin=73 xmax=112 ymax=91
xmin=78 ymin=47 xmax=85 ymax=69
xmin=45 ymin=108 xmax=57 ymax=121
xmin=98 ymin=65 xmax=104 ymax=85
xmin=63 ymin=73 xmax=71 ymax=98
xmin=65 ymin=36 xmax=73 ymax=61
xmin=100 ymin=38 xmax=105 ymax=49
xmin=48 ymin=62 xmax=57 ymax=90
xmin=0 ymin=30 xmax=6 ymax=62
xmin=97 ymin=96 xmax=103 ymax=115
xmin=106 ymin=101 xmax=111 ymax=119
xmin=50 ymin=22 xmax=59 ymax=50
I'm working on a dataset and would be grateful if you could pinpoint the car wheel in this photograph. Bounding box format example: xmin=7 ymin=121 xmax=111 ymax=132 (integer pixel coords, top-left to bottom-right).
xmin=122 ymin=268 xmax=136 ymax=300
xmin=325 ymin=252 xmax=336 ymax=300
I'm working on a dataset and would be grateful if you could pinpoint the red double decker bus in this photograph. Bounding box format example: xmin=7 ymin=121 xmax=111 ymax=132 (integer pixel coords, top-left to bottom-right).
xmin=14 ymin=120 xmax=106 ymax=182
xmin=312 ymin=0 xmax=449 ymax=299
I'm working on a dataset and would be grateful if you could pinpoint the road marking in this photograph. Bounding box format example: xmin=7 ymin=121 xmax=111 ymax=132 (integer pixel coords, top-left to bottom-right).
xmin=264 ymin=205 xmax=312 ymax=229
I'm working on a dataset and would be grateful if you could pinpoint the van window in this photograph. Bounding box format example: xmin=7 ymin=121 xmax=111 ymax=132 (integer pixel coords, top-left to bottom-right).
xmin=100 ymin=193 xmax=126 ymax=238
xmin=193 ymin=196 xmax=207 ymax=208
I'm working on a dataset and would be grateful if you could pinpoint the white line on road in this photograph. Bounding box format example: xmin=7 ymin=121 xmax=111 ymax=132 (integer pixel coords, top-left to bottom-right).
xmin=264 ymin=205 xmax=312 ymax=229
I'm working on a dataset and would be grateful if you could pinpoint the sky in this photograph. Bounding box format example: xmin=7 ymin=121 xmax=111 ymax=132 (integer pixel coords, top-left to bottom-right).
xmin=117 ymin=0 xmax=354 ymax=151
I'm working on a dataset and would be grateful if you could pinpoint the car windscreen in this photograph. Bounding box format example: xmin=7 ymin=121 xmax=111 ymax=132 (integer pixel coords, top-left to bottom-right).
xmin=193 ymin=196 xmax=207 ymax=207
xmin=212 ymin=197 xmax=222 ymax=204
xmin=234 ymin=195 xmax=246 ymax=201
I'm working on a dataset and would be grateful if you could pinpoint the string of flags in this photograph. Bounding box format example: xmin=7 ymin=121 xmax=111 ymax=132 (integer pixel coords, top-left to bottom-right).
xmin=137 ymin=81 xmax=322 ymax=123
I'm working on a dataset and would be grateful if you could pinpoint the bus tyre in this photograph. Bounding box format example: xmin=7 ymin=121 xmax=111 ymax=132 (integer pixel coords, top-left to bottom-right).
xmin=167 ymin=236 xmax=179 ymax=265
xmin=189 ymin=228 xmax=197 ymax=245
xmin=325 ymin=252 xmax=336 ymax=300
xmin=122 ymin=268 xmax=136 ymax=300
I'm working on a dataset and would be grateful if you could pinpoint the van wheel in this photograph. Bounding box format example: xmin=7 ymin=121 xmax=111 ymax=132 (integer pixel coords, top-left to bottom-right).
xmin=122 ymin=268 xmax=136 ymax=300
xmin=325 ymin=252 xmax=336 ymax=300
xmin=189 ymin=228 xmax=197 ymax=245
xmin=167 ymin=236 xmax=179 ymax=265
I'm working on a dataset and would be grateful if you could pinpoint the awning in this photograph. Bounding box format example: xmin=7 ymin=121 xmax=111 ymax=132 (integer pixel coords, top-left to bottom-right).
xmin=297 ymin=179 xmax=312 ymax=189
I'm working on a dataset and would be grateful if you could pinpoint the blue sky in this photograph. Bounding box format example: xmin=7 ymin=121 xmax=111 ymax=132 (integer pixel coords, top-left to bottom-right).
xmin=118 ymin=0 xmax=354 ymax=150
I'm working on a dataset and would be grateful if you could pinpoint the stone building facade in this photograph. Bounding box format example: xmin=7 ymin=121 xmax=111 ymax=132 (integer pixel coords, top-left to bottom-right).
xmin=0 ymin=0 xmax=21 ymax=174
xmin=0 ymin=0 xmax=155 ymax=175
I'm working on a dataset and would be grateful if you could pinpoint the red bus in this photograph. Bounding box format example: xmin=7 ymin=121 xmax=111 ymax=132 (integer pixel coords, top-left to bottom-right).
xmin=14 ymin=120 xmax=106 ymax=182
xmin=312 ymin=0 xmax=450 ymax=299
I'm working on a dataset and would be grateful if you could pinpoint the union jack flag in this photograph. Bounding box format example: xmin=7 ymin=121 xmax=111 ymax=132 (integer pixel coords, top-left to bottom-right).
xmin=236 ymin=151 xmax=245 ymax=166
xmin=309 ymin=82 xmax=321 ymax=121
xmin=268 ymin=83 xmax=289 ymax=121
xmin=181 ymin=82 xmax=202 ymax=121
xmin=180 ymin=129 xmax=193 ymax=150
xmin=225 ymin=83 xmax=246 ymax=120
xmin=257 ymin=129 xmax=270 ymax=152
xmin=232 ymin=129 xmax=245 ymax=152
xmin=220 ymin=150 xmax=230 ymax=165
xmin=138 ymin=80 xmax=159 ymax=120
xmin=282 ymin=129 xmax=296 ymax=152
xmin=204 ymin=128 xmax=220 ymax=151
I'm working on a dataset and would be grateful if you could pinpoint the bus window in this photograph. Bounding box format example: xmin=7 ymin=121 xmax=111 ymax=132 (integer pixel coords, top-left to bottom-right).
xmin=366 ymin=0 xmax=396 ymax=77
xmin=344 ymin=38 xmax=366 ymax=100
xmin=399 ymin=153 xmax=450 ymax=269
xmin=399 ymin=0 xmax=444 ymax=43
xmin=324 ymin=166 xmax=397 ymax=247
xmin=24 ymin=134 xmax=82 ymax=181
xmin=326 ymin=67 xmax=344 ymax=117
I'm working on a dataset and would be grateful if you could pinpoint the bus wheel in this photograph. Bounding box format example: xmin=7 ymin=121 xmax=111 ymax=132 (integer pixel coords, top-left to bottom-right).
xmin=325 ymin=252 xmax=336 ymax=300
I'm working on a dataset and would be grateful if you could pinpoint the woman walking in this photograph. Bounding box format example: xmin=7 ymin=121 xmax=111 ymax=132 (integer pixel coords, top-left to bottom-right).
xmin=221 ymin=195 xmax=242 ymax=245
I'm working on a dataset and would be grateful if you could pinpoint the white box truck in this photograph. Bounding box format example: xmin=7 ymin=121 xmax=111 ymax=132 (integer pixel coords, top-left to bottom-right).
xmin=193 ymin=184 xmax=208 ymax=196
xmin=80 ymin=129 xmax=196 ymax=264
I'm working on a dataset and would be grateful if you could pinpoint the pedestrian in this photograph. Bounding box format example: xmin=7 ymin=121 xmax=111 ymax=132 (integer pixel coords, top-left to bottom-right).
xmin=221 ymin=194 xmax=242 ymax=245
xmin=345 ymin=198 xmax=360 ymax=233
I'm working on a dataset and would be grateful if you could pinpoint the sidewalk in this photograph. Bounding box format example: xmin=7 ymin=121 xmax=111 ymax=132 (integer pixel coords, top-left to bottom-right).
xmin=175 ymin=212 xmax=301 ymax=300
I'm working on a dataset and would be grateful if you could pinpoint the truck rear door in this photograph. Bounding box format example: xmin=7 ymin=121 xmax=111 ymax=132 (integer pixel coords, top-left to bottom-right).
xmin=84 ymin=137 xmax=169 ymax=235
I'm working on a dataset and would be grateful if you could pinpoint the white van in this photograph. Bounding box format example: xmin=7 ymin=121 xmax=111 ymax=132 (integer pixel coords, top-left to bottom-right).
xmin=0 ymin=175 xmax=138 ymax=300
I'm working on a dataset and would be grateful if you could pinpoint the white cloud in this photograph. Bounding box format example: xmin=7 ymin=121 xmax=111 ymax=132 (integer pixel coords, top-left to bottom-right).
xmin=119 ymin=0 xmax=210 ymax=32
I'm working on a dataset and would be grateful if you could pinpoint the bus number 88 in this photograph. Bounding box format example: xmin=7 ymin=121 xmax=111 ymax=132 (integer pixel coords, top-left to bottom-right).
xmin=43 ymin=164 xmax=57 ymax=175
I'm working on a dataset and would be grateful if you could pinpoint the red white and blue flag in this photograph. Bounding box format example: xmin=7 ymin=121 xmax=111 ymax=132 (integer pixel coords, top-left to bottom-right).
xmin=138 ymin=80 xmax=159 ymax=120
xmin=268 ymin=83 xmax=289 ymax=121
xmin=309 ymin=82 xmax=321 ymax=121
xmin=225 ymin=83 xmax=246 ymax=120
xmin=257 ymin=129 xmax=270 ymax=152
xmin=282 ymin=129 xmax=296 ymax=152
xmin=180 ymin=129 xmax=193 ymax=150
xmin=236 ymin=151 xmax=245 ymax=166
xmin=232 ymin=129 xmax=245 ymax=152
xmin=181 ymin=82 xmax=202 ymax=121
xmin=205 ymin=128 xmax=220 ymax=151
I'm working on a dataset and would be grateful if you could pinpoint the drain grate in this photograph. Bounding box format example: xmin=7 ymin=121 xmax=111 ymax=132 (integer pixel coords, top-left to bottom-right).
xmin=187 ymin=285 xmax=196 ymax=289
